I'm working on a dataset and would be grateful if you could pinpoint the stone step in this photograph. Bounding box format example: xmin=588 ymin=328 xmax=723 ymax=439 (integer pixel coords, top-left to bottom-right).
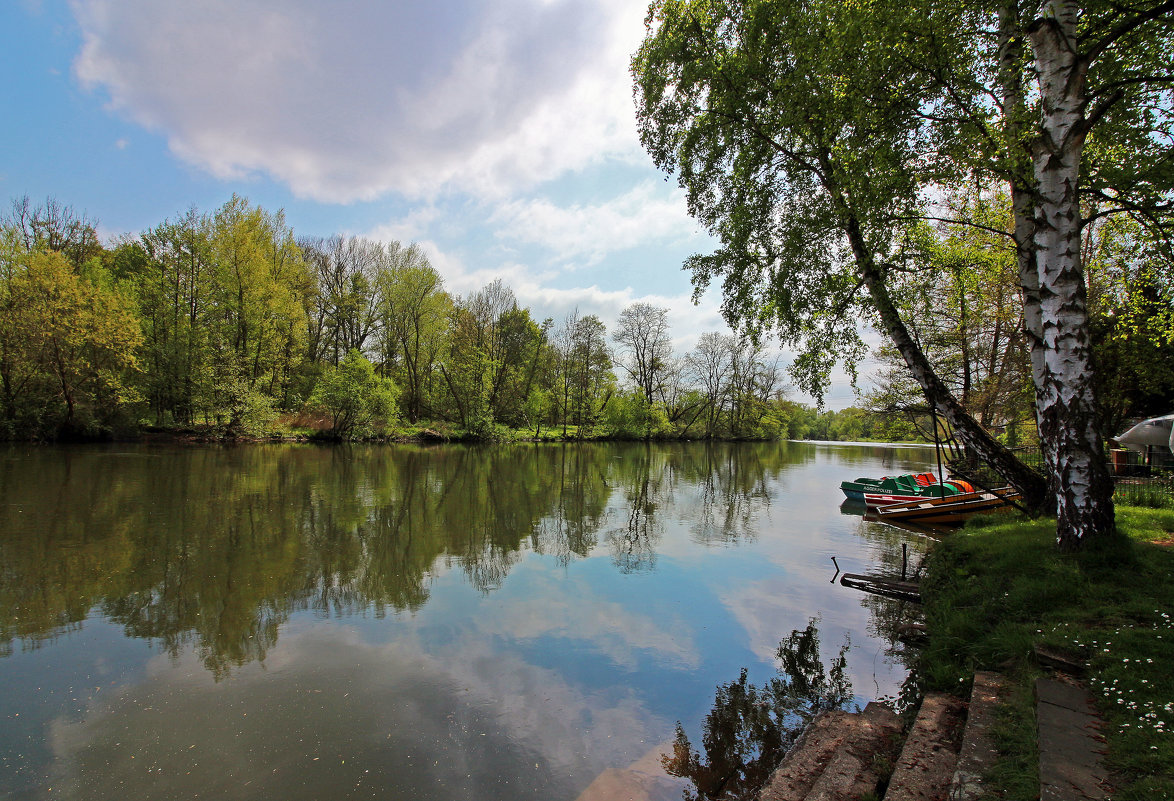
xmin=759 ymin=702 xmax=902 ymax=801
xmin=949 ymin=671 xmax=1007 ymax=801
xmin=1036 ymin=678 xmax=1109 ymax=801
xmin=884 ymin=693 xmax=967 ymax=801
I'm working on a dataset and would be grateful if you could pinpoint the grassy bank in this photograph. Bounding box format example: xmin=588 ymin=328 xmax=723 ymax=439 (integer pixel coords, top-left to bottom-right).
xmin=918 ymin=507 xmax=1174 ymax=799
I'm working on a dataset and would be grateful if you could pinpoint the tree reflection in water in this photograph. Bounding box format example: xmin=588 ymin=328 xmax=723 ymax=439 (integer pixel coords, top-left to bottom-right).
xmin=662 ymin=619 xmax=853 ymax=801
xmin=1 ymin=442 xmax=907 ymax=680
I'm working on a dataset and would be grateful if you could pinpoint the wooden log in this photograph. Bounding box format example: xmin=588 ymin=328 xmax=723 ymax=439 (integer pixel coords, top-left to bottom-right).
xmin=839 ymin=572 xmax=922 ymax=602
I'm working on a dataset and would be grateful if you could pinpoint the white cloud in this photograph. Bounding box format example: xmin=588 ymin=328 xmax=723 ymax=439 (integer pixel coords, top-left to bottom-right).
xmin=45 ymin=625 xmax=681 ymax=800
xmin=471 ymin=569 xmax=699 ymax=670
xmin=491 ymin=182 xmax=703 ymax=264
xmin=366 ymin=205 xmax=443 ymax=245
xmin=70 ymin=0 xmax=647 ymax=203
xmin=407 ymin=238 xmax=730 ymax=347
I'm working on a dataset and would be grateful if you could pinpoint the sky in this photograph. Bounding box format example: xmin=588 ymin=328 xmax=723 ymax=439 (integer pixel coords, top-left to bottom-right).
xmin=0 ymin=0 xmax=868 ymax=409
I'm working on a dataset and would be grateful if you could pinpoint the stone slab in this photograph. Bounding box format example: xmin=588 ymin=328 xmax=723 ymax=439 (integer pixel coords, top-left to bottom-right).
xmin=1036 ymin=678 xmax=1109 ymax=801
xmin=1038 ymin=678 xmax=1097 ymax=715
xmin=805 ymin=746 xmax=874 ymax=801
xmin=949 ymin=671 xmax=1006 ymax=801
xmin=759 ymin=702 xmax=901 ymax=801
xmin=886 ymin=693 xmax=967 ymax=801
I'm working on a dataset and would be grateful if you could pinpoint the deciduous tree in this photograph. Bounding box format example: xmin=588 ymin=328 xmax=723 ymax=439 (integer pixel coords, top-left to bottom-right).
xmin=306 ymin=350 xmax=399 ymax=439
xmin=634 ymin=0 xmax=1050 ymax=513
xmin=0 ymin=251 xmax=141 ymax=436
xmin=614 ymin=303 xmax=672 ymax=407
xmin=634 ymin=0 xmax=1174 ymax=547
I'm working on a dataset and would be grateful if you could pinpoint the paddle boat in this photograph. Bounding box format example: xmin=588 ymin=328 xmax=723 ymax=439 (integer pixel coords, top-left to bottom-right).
xmin=862 ymin=479 xmax=976 ymax=508
xmin=874 ymin=486 xmax=1021 ymax=526
xmin=840 ymin=472 xmax=940 ymax=500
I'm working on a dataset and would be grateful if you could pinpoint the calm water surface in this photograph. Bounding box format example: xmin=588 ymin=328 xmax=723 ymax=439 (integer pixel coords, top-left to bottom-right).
xmin=0 ymin=441 xmax=938 ymax=800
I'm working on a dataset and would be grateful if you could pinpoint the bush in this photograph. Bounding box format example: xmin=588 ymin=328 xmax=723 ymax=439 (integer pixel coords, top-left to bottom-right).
xmin=604 ymin=391 xmax=669 ymax=438
xmin=305 ymin=351 xmax=398 ymax=439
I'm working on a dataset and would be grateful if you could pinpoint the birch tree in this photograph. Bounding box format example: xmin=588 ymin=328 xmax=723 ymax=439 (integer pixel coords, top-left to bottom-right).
xmin=634 ymin=0 xmax=1050 ymax=514
xmin=914 ymin=0 xmax=1173 ymax=547
xmin=634 ymin=0 xmax=1174 ymax=549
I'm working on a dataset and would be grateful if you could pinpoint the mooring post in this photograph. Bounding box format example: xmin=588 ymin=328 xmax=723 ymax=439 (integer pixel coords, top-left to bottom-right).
xmin=901 ymin=543 xmax=908 ymax=581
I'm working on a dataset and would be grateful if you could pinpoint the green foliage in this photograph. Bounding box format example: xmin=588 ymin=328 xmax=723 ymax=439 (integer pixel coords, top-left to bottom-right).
xmin=787 ymin=405 xmax=930 ymax=443
xmin=132 ymin=197 xmax=310 ymax=429
xmin=0 ymin=248 xmax=142 ymax=438
xmin=3 ymin=175 xmax=1164 ymax=449
xmin=604 ymin=389 xmax=673 ymax=439
xmin=306 ymin=350 xmax=398 ymax=440
xmin=522 ymin=386 xmax=552 ymax=436
xmin=220 ymin=377 xmax=279 ymax=438
xmin=633 ymin=0 xmax=934 ymax=400
xmin=1087 ymin=217 xmax=1174 ymax=437
xmin=372 ymin=245 xmax=449 ymax=422
xmin=866 ymin=190 xmax=1035 ymax=433
xmin=4 ymin=190 xmax=791 ymax=441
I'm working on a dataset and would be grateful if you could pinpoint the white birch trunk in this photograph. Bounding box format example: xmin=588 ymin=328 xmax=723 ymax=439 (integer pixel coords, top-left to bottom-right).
xmin=1027 ymin=0 xmax=1117 ymax=548
xmin=997 ymin=3 xmax=1057 ymax=503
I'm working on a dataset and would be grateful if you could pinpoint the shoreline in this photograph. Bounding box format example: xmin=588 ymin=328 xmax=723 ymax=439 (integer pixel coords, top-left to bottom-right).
xmin=5 ymin=424 xmax=933 ymax=448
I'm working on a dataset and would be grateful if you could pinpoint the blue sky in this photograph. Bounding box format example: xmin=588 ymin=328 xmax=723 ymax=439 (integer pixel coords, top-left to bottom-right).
xmin=1 ymin=0 xmax=867 ymax=408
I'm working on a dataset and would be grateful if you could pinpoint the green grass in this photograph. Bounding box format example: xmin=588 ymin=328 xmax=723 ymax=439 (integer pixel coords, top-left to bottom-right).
xmin=918 ymin=505 xmax=1174 ymax=799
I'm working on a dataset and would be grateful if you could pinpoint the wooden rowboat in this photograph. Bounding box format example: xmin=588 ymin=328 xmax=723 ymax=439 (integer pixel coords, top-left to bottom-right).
xmin=873 ymin=487 xmax=1020 ymax=526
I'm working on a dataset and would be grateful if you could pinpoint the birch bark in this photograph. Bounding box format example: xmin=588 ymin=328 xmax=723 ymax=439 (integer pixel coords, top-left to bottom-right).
xmin=1026 ymin=0 xmax=1117 ymax=547
xmin=996 ymin=4 xmax=1058 ymax=502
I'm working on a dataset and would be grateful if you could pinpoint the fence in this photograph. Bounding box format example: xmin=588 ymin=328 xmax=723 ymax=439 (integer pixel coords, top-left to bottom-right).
xmin=947 ymin=444 xmax=1174 ymax=510
xmin=1108 ymin=447 xmax=1174 ymax=509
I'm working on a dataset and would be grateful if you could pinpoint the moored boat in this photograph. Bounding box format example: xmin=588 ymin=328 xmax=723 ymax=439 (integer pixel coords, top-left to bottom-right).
xmin=873 ymin=487 xmax=1020 ymax=526
xmin=862 ymin=479 xmax=975 ymax=508
xmin=840 ymin=471 xmax=940 ymax=500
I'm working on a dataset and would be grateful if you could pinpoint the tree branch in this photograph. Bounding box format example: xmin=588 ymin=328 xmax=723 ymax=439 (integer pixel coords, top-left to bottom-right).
xmin=1083 ymin=0 xmax=1174 ymax=64
xmin=891 ymin=214 xmax=1017 ymax=241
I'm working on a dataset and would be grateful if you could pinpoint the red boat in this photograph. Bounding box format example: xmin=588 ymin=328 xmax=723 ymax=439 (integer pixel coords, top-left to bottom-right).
xmin=862 ymin=479 xmax=976 ymax=508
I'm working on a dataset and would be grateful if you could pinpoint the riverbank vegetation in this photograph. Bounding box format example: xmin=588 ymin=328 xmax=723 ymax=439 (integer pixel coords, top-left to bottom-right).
xmin=0 ymin=196 xmax=739 ymax=442
xmin=919 ymin=506 xmax=1174 ymax=798
xmin=0 ymin=195 xmax=944 ymax=444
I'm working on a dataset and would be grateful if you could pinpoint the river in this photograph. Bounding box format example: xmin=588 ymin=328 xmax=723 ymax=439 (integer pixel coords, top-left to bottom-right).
xmin=0 ymin=440 xmax=938 ymax=800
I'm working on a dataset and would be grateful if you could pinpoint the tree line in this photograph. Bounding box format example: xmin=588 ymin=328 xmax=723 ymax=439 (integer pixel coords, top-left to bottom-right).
xmin=0 ymin=194 xmax=824 ymax=442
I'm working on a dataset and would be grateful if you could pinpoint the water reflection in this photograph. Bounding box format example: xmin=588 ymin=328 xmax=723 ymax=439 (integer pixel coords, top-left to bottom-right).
xmin=0 ymin=442 xmax=817 ymax=668
xmin=663 ymin=620 xmax=854 ymax=801
xmin=0 ymin=440 xmax=934 ymax=801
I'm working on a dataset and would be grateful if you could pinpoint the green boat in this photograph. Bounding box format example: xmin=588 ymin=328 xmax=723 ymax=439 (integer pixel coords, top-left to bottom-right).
xmin=840 ymin=472 xmax=939 ymax=500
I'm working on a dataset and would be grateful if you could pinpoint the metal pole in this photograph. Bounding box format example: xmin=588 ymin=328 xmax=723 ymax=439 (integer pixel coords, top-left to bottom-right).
xmin=932 ymin=405 xmax=945 ymax=497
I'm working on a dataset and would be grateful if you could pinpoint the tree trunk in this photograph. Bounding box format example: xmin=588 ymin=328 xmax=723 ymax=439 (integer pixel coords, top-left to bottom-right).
xmin=437 ymin=363 xmax=467 ymax=429
xmin=997 ymin=2 xmax=1058 ymax=503
xmin=844 ymin=217 xmax=1050 ymax=512
xmin=815 ymin=137 xmax=1050 ymax=509
xmin=1026 ymin=2 xmax=1117 ymax=548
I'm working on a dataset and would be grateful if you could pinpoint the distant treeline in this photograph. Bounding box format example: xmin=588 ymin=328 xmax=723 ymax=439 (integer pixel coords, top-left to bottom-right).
xmin=0 ymin=194 xmax=927 ymax=443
